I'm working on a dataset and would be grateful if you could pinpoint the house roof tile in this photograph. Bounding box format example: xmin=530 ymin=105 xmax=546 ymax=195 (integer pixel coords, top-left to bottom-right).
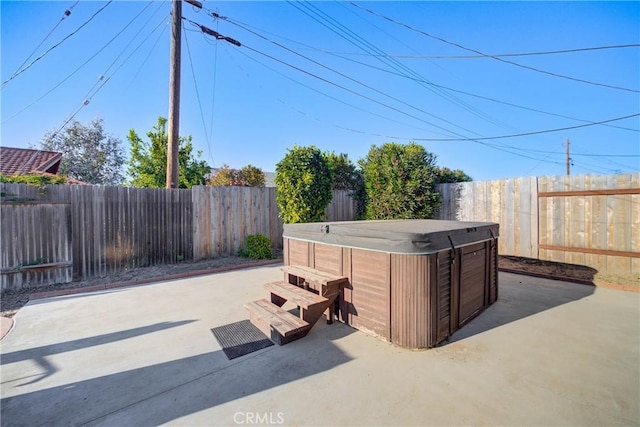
xmin=0 ymin=147 xmax=63 ymax=175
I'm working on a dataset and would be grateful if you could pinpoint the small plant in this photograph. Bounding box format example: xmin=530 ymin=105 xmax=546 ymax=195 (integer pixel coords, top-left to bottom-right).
xmin=240 ymin=234 xmax=273 ymax=259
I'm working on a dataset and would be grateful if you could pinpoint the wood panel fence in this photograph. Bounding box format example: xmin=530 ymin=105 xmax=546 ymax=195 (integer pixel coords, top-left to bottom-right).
xmin=0 ymin=183 xmax=356 ymax=289
xmin=437 ymin=173 xmax=640 ymax=275
xmin=0 ymin=202 xmax=72 ymax=291
xmin=4 ymin=172 xmax=633 ymax=289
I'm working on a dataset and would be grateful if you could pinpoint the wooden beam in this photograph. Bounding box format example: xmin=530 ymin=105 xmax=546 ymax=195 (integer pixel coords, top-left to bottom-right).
xmin=538 ymin=188 xmax=640 ymax=197
xmin=539 ymin=244 xmax=640 ymax=258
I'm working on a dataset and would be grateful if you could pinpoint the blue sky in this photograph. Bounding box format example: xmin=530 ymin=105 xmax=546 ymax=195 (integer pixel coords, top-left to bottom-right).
xmin=1 ymin=1 xmax=639 ymax=181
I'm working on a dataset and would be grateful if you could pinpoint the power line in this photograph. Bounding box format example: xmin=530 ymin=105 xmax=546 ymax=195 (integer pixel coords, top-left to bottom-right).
xmin=327 ymin=52 xmax=640 ymax=134
xmin=51 ymin=11 xmax=167 ymax=138
xmin=3 ymin=1 xmax=163 ymax=124
xmin=2 ymin=1 xmax=113 ymax=87
xmin=130 ymin=15 xmax=169 ymax=84
xmin=218 ymin=36 xmax=581 ymax=168
xmin=226 ymin=41 xmax=435 ymax=136
xmin=412 ymin=114 xmax=640 ymax=141
xmin=214 ymin=13 xmax=485 ymax=138
xmin=350 ymin=2 xmax=640 ymax=94
xmin=183 ymin=27 xmax=212 ymax=163
xmin=205 ymin=13 xmax=638 ymax=134
xmin=202 ymin=11 xmax=638 ymax=136
xmin=314 ymin=44 xmax=640 ymax=59
xmin=10 ymin=1 xmax=80 ymax=77
xmin=286 ymin=1 xmax=504 ymax=130
xmin=191 ymin=11 xmax=635 ymax=170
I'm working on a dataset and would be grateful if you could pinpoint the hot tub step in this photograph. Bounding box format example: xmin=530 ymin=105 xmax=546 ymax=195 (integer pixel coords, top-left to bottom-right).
xmin=282 ymin=265 xmax=347 ymax=296
xmin=244 ymin=298 xmax=310 ymax=345
xmin=264 ymin=281 xmax=327 ymax=309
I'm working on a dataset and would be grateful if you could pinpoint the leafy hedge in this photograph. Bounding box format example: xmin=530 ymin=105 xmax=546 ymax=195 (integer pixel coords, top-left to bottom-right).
xmin=0 ymin=173 xmax=67 ymax=186
xmin=359 ymin=142 xmax=441 ymax=220
xmin=275 ymin=145 xmax=333 ymax=224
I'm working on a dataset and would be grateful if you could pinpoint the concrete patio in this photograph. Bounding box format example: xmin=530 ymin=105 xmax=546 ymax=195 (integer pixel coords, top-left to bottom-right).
xmin=1 ymin=265 xmax=638 ymax=426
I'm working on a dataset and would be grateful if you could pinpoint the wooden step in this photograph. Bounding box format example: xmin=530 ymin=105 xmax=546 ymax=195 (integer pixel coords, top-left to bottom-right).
xmin=264 ymin=281 xmax=327 ymax=309
xmin=244 ymin=299 xmax=310 ymax=345
xmin=282 ymin=265 xmax=348 ymax=290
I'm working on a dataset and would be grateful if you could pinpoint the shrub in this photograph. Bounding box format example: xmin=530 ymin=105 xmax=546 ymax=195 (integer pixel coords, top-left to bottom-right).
xmin=209 ymin=164 xmax=265 ymax=187
xmin=275 ymin=145 xmax=333 ymax=224
xmin=359 ymin=142 xmax=441 ymax=220
xmin=0 ymin=173 xmax=67 ymax=186
xmin=240 ymin=234 xmax=273 ymax=259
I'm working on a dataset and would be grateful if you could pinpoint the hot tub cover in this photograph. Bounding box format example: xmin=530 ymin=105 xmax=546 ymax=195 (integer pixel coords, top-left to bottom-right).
xmin=283 ymin=220 xmax=499 ymax=255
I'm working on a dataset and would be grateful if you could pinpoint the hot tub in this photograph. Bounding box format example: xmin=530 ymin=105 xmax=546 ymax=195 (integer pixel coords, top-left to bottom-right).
xmin=283 ymin=219 xmax=499 ymax=349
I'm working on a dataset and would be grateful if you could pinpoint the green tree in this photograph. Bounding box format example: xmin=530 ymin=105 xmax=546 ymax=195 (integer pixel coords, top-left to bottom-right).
xmin=436 ymin=167 xmax=472 ymax=183
xmin=127 ymin=117 xmax=209 ymax=188
xmin=324 ymin=152 xmax=358 ymax=190
xmin=40 ymin=117 xmax=125 ymax=185
xmin=209 ymin=163 xmax=265 ymax=187
xmin=359 ymin=142 xmax=441 ymax=220
xmin=275 ymin=145 xmax=333 ymax=224
xmin=324 ymin=151 xmax=366 ymax=218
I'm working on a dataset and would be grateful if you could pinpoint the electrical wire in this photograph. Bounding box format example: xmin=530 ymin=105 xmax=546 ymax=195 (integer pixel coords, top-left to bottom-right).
xmin=226 ymin=41 xmax=433 ymax=137
xmin=2 ymin=1 xmax=113 ymax=87
xmin=10 ymin=1 xmax=80 ymax=77
xmin=286 ymin=1 xmax=529 ymax=132
xmin=206 ymin=31 xmax=581 ymax=168
xmin=313 ymin=44 xmax=640 ymax=59
xmin=215 ymin=14 xmax=485 ymax=138
xmin=350 ymin=2 xmax=640 ymax=94
xmin=191 ymin=14 xmax=633 ymax=170
xmin=130 ymin=14 xmax=169 ymax=84
xmin=412 ymin=114 xmax=639 ymax=141
xmin=51 ymin=12 xmax=167 ymax=138
xmin=183 ymin=27 xmax=213 ymax=164
xmin=3 ymin=1 xmax=163 ymax=124
xmin=207 ymin=11 xmax=220 ymax=160
xmin=204 ymin=14 xmax=638 ymax=134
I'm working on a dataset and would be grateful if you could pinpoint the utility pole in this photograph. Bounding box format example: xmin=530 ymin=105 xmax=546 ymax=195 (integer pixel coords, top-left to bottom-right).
xmin=166 ymin=0 xmax=182 ymax=189
xmin=565 ymin=138 xmax=570 ymax=176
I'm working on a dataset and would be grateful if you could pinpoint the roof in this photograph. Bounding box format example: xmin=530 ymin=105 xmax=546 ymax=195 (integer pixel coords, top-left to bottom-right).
xmin=0 ymin=147 xmax=63 ymax=175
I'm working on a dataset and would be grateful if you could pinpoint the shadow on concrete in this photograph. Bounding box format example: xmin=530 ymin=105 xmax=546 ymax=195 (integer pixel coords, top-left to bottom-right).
xmin=0 ymin=322 xmax=355 ymax=426
xmin=0 ymin=321 xmax=196 ymax=386
xmin=1 ymin=320 xmax=197 ymax=366
xmin=445 ymin=272 xmax=595 ymax=344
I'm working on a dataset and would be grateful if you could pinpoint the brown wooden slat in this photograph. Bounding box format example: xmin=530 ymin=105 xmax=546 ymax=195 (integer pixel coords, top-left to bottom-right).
xmin=264 ymin=281 xmax=327 ymax=308
xmin=538 ymin=244 xmax=640 ymax=258
xmin=538 ymin=188 xmax=640 ymax=197
xmin=244 ymin=299 xmax=309 ymax=336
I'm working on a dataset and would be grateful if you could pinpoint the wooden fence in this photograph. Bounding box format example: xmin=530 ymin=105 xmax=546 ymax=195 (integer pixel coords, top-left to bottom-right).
xmin=0 ymin=202 xmax=72 ymax=291
xmin=0 ymin=184 xmax=193 ymax=281
xmin=5 ymin=172 xmax=633 ymax=288
xmin=437 ymin=173 xmax=640 ymax=275
xmin=0 ymin=183 xmax=356 ymax=288
xmin=192 ymin=186 xmax=356 ymax=259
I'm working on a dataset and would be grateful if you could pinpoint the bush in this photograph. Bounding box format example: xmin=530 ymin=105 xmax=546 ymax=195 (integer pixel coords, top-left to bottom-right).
xmin=275 ymin=145 xmax=333 ymax=224
xmin=209 ymin=164 xmax=265 ymax=187
xmin=240 ymin=234 xmax=273 ymax=259
xmin=0 ymin=173 xmax=67 ymax=186
xmin=359 ymin=142 xmax=441 ymax=220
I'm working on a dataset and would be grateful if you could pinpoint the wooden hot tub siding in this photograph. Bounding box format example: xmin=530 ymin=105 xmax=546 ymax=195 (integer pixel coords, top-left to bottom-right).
xmin=283 ymin=237 xmax=498 ymax=348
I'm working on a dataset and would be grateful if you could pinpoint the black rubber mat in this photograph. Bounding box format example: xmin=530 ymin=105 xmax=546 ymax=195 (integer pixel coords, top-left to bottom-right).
xmin=211 ymin=320 xmax=274 ymax=360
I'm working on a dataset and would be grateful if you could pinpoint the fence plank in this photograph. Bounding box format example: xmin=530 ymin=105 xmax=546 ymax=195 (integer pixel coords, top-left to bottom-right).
xmin=0 ymin=203 xmax=72 ymax=291
xmin=437 ymin=173 xmax=638 ymax=275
